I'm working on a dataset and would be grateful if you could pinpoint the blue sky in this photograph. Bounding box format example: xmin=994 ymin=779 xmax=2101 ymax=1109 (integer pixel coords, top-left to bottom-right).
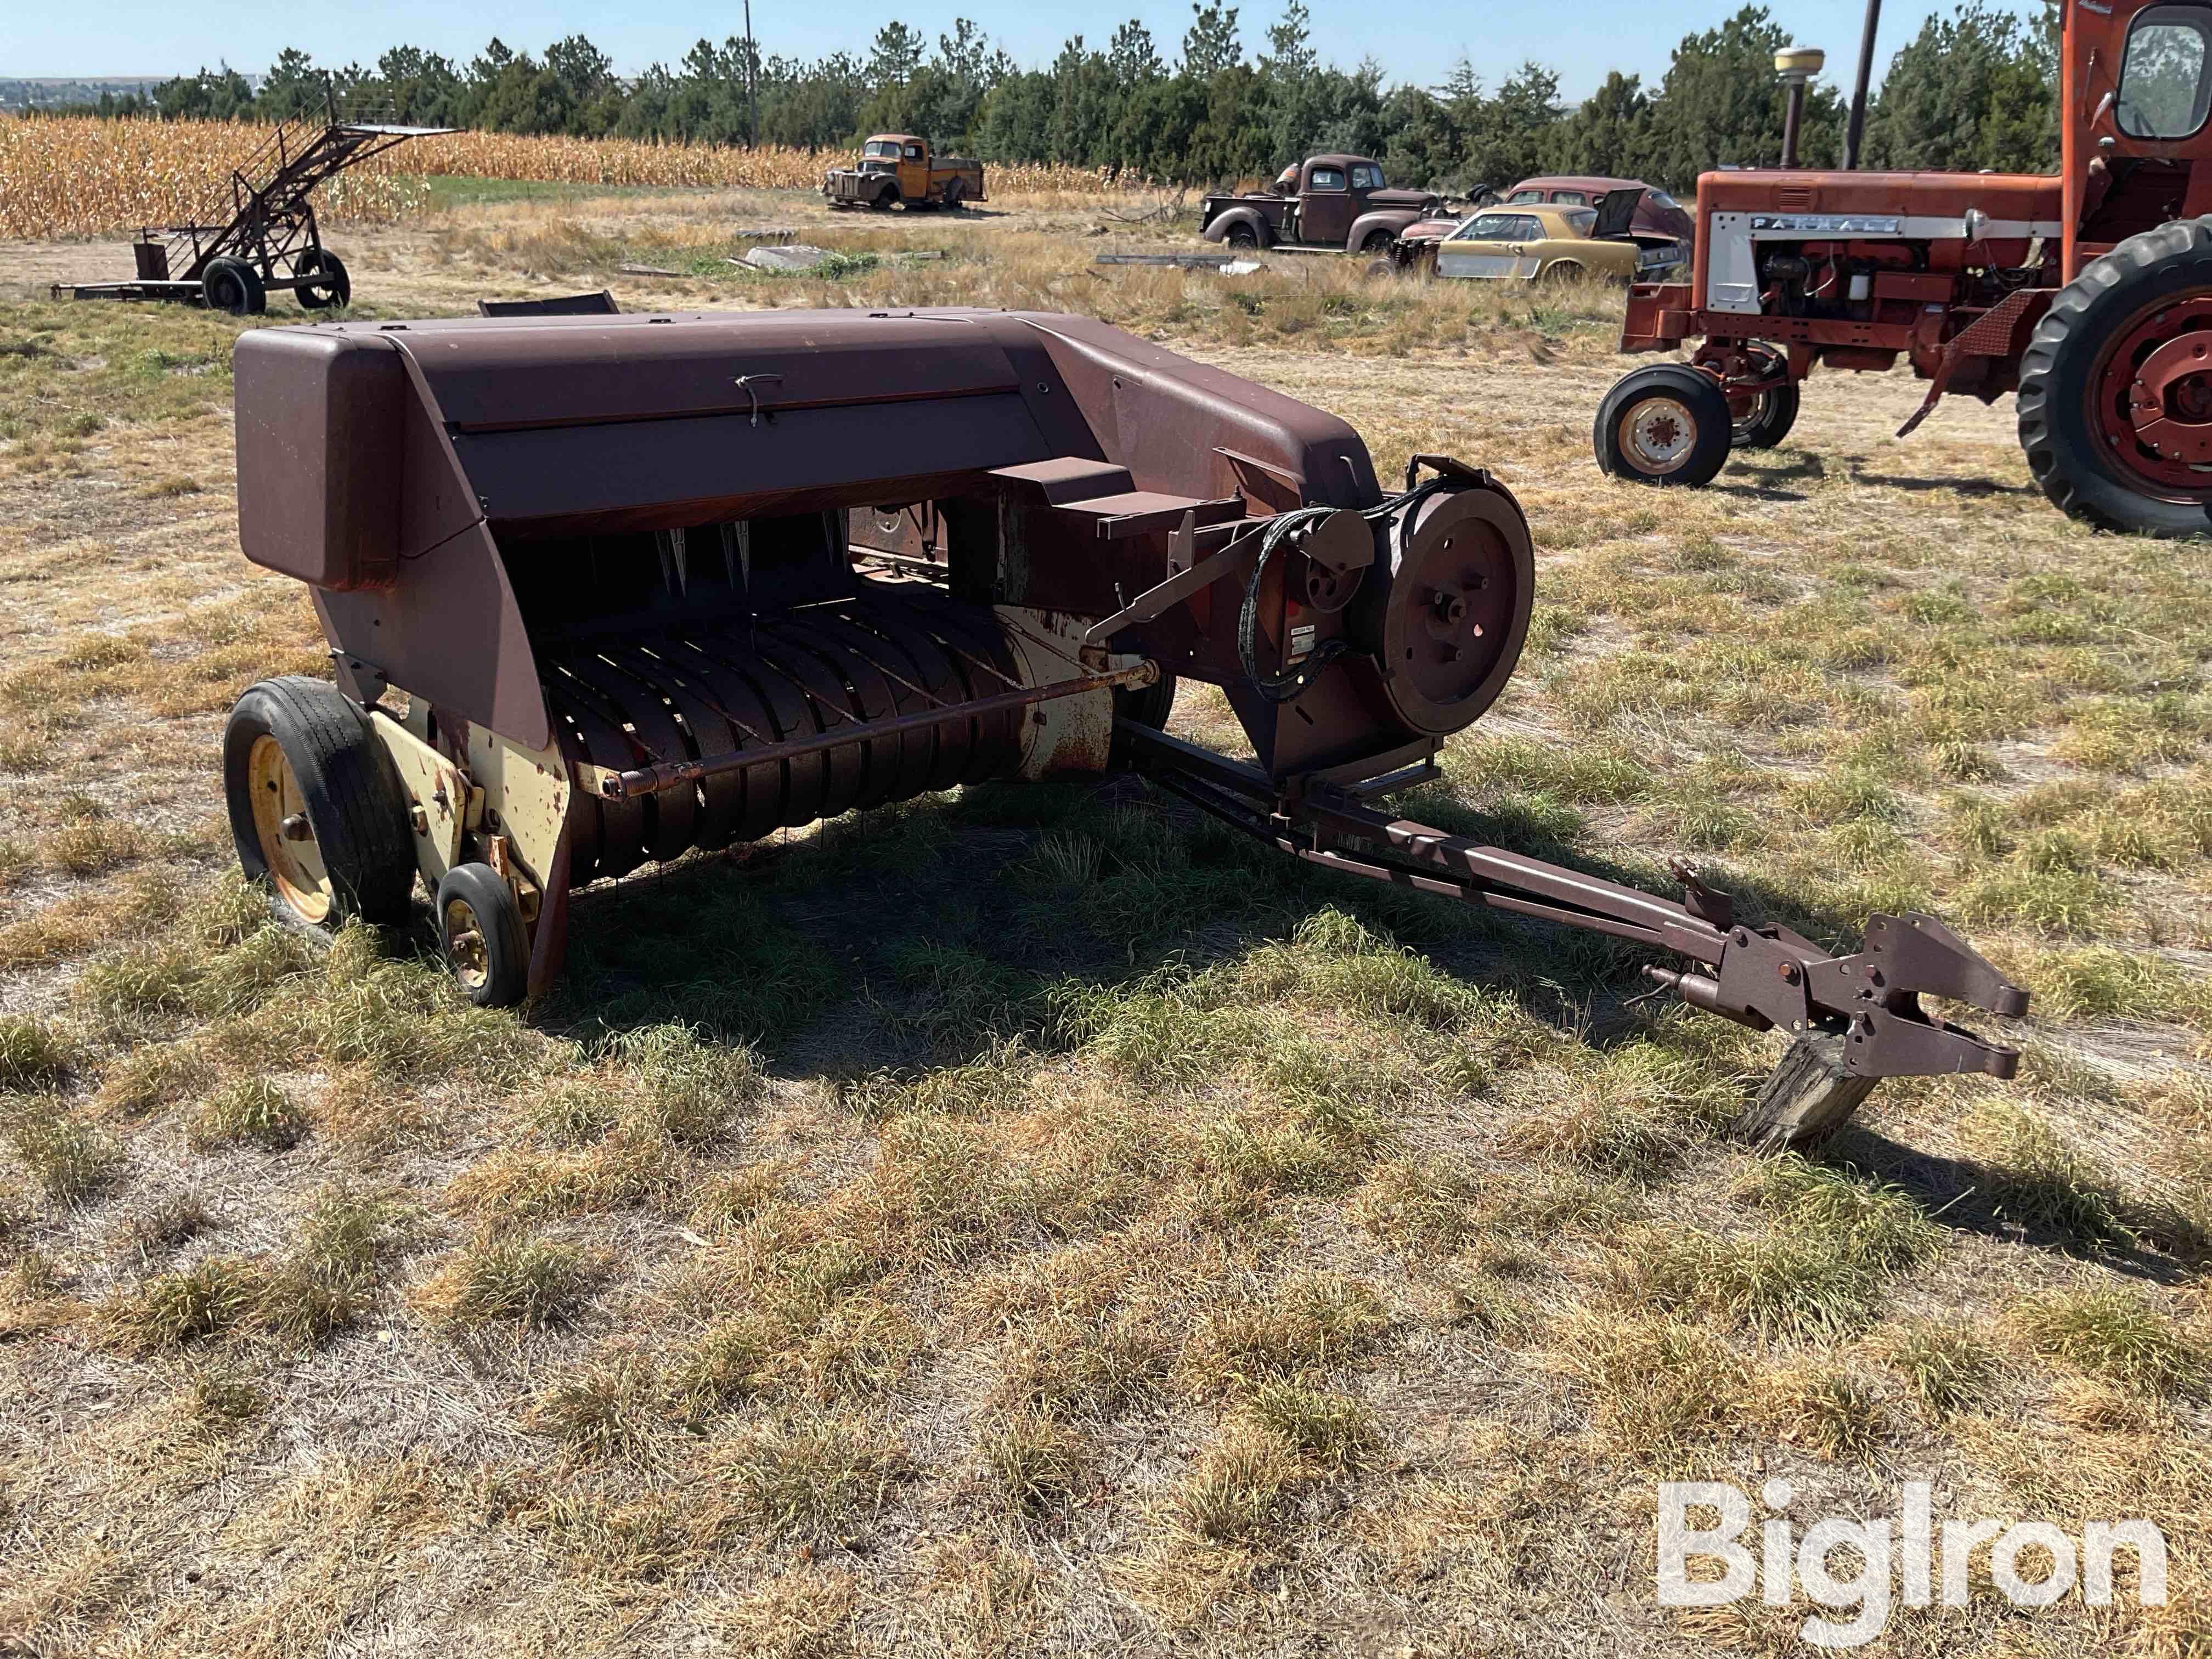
xmin=4 ymin=0 xmax=2022 ymax=103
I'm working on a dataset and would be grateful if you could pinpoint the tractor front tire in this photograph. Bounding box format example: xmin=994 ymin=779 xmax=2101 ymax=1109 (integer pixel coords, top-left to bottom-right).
xmin=1593 ymin=364 xmax=1733 ymax=487
xmin=1730 ymin=349 xmax=1801 ymax=449
xmin=2019 ymin=213 xmax=2212 ymax=536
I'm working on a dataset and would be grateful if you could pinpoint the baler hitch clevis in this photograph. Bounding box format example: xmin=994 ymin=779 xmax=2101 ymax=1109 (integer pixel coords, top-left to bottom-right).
xmin=1121 ymin=720 xmax=2027 ymax=1147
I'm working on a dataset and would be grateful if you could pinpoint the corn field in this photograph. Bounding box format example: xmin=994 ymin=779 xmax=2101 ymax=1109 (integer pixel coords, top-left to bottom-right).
xmin=0 ymin=117 xmax=1133 ymax=238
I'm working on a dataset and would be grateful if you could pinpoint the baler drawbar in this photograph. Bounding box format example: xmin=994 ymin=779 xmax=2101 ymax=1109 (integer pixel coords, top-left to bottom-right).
xmin=223 ymin=306 xmax=2024 ymax=1149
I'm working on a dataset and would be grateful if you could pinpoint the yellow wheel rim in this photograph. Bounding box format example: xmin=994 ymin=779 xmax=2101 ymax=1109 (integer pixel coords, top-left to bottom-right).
xmin=442 ymin=897 xmax=489 ymax=992
xmin=247 ymin=733 xmax=333 ymax=923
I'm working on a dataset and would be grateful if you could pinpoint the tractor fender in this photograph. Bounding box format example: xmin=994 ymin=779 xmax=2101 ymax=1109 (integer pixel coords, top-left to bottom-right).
xmin=1201 ymin=207 xmax=1272 ymax=246
xmin=1346 ymin=209 xmax=1421 ymax=253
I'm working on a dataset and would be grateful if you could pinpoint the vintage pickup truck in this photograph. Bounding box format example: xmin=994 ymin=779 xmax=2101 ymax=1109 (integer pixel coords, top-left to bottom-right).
xmin=823 ymin=134 xmax=986 ymax=211
xmin=1198 ymin=155 xmax=1447 ymax=254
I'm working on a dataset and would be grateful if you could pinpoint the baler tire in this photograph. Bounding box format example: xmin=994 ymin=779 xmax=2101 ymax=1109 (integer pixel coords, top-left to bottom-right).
xmin=1734 ymin=1032 xmax=1879 ymax=1153
xmin=223 ymin=677 xmax=416 ymax=928
xmin=1593 ymin=364 xmax=1732 ymax=488
xmin=436 ymin=863 xmax=528 ymax=1009
xmin=2018 ymin=212 xmax=2212 ymax=536
xmin=203 ymin=258 xmax=265 ymax=318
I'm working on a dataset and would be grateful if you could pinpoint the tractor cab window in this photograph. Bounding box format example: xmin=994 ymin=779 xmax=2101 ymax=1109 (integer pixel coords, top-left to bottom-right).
xmin=2117 ymin=7 xmax=2212 ymax=138
xmin=1308 ymin=166 xmax=1347 ymax=191
xmin=1451 ymin=212 xmax=1520 ymax=241
xmin=1350 ymin=163 xmax=1384 ymax=189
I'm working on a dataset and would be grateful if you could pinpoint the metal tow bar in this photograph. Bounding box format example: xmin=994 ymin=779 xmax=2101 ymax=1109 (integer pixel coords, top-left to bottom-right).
xmin=1119 ymin=720 xmax=2028 ymax=1148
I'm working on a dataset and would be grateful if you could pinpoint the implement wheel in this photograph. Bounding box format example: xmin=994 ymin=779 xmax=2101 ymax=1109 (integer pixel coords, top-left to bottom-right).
xmin=223 ymin=678 xmax=415 ymax=928
xmin=2020 ymin=213 xmax=2212 ymax=535
xmin=202 ymin=258 xmax=266 ymax=318
xmin=1734 ymin=1032 xmax=1879 ymax=1153
xmin=295 ymin=250 xmax=351 ymax=311
xmin=436 ymin=863 xmax=528 ymax=1008
xmin=1594 ymin=363 xmax=1732 ymax=487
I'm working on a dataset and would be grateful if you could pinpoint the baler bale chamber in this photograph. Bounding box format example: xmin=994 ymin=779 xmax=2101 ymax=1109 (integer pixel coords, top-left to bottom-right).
xmin=225 ymin=306 xmax=2028 ymax=1148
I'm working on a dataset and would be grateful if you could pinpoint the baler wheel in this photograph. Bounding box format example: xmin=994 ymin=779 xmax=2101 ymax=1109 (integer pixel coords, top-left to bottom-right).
xmin=1733 ymin=1032 xmax=1879 ymax=1153
xmin=223 ymin=677 xmax=415 ymax=927
xmin=436 ymin=863 xmax=528 ymax=1008
xmin=1593 ymin=364 xmax=1732 ymax=487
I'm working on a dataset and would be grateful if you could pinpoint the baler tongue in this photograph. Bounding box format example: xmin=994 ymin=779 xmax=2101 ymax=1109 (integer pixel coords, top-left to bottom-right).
xmin=1119 ymin=721 xmax=2028 ymax=1149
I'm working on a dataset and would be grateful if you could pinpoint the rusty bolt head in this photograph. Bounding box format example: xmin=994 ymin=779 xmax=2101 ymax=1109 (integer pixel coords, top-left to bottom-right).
xmin=279 ymin=812 xmax=313 ymax=843
xmin=1777 ymin=962 xmax=1800 ymax=984
xmin=1432 ymin=591 xmax=1468 ymax=626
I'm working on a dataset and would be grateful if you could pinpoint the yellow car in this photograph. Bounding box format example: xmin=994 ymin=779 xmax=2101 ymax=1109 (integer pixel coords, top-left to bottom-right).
xmin=1387 ymin=194 xmax=1688 ymax=285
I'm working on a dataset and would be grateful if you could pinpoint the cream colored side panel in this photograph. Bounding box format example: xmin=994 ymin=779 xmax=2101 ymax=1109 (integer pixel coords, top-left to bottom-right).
xmin=465 ymin=724 xmax=570 ymax=888
xmin=370 ymin=709 xmax=468 ymax=888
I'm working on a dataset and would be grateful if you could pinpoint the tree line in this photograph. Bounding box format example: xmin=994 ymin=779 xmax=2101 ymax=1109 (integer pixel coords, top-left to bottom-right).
xmin=55 ymin=1 xmax=2059 ymax=194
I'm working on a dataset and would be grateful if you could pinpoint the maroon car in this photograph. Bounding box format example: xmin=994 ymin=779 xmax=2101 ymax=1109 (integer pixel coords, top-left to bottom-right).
xmin=1499 ymin=175 xmax=1694 ymax=242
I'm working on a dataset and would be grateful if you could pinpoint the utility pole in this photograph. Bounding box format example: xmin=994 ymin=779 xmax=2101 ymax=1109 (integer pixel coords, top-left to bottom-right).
xmin=1844 ymin=0 xmax=1881 ymax=168
xmin=743 ymin=0 xmax=759 ymax=147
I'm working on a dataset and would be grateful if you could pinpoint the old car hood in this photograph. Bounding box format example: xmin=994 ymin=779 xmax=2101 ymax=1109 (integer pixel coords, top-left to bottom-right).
xmin=1593 ymin=187 xmax=1644 ymax=241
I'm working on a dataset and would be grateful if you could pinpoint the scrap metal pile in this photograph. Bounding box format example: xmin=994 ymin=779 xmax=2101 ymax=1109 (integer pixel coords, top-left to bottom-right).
xmin=223 ymin=307 xmax=2025 ymax=1147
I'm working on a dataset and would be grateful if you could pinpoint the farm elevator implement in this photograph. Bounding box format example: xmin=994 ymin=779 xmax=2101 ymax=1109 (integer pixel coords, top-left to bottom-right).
xmin=222 ymin=307 xmax=2026 ymax=1148
xmin=1596 ymin=0 xmax=2212 ymax=535
xmin=53 ymin=92 xmax=450 ymax=315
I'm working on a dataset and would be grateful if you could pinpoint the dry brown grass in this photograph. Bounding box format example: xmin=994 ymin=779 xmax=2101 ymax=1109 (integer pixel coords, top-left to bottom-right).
xmin=0 ymin=184 xmax=2206 ymax=1657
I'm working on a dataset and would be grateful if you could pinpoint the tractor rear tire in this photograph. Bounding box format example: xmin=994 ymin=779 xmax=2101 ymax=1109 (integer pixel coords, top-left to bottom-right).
xmin=223 ymin=677 xmax=416 ymax=929
xmin=2019 ymin=213 xmax=2212 ymax=536
xmin=1734 ymin=1032 xmax=1879 ymax=1153
xmin=295 ymin=250 xmax=351 ymax=311
xmin=1593 ymin=364 xmax=1733 ymax=487
xmin=203 ymin=258 xmax=266 ymax=318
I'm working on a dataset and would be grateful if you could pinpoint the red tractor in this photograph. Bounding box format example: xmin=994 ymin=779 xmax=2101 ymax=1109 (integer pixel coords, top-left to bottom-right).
xmin=1595 ymin=0 xmax=2212 ymax=535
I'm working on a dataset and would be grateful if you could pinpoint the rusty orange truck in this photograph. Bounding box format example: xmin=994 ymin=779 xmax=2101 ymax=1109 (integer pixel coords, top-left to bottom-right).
xmin=823 ymin=134 xmax=985 ymax=211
